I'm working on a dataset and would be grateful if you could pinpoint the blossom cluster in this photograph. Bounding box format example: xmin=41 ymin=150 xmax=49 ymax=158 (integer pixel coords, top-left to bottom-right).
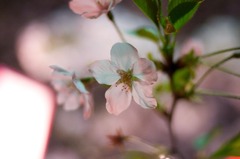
xmin=49 ymin=0 xmax=161 ymax=117
xmin=50 ymin=65 xmax=93 ymax=119
xmin=51 ymin=42 xmax=158 ymax=117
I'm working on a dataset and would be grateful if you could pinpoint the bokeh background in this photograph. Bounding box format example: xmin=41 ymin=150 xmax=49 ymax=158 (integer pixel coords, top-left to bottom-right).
xmin=1 ymin=0 xmax=240 ymax=158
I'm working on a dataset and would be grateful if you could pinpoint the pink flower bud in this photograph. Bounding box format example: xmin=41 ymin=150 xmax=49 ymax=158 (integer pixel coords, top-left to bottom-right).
xmin=69 ymin=0 xmax=122 ymax=19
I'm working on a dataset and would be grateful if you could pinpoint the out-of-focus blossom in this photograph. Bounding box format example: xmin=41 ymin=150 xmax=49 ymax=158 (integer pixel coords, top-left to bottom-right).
xmin=89 ymin=42 xmax=157 ymax=115
xmin=50 ymin=65 xmax=93 ymax=119
xmin=181 ymin=39 xmax=204 ymax=56
xmin=69 ymin=0 xmax=122 ymax=18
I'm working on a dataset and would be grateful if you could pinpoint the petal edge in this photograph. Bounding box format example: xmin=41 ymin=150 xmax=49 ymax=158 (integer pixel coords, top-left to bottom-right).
xmin=111 ymin=43 xmax=139 ymax=71
xmin=105 ymin=83 xmax=132 ymax=115
xmin=89 ymin=60 xmax=120 ymax=85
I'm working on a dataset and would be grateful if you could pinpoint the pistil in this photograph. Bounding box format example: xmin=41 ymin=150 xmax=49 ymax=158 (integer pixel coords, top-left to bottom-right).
xmin=116 ymin=69 xmax=133 ymax=92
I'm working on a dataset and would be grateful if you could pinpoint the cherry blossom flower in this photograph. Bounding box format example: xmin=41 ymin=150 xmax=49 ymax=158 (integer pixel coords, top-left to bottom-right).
xmin=50 ymin=65 xmax=93 ymax=119
xmin=89 ymin=43 xmax=157 ymax=115
xmin=69 ymin=0 xmax=122 ymax=19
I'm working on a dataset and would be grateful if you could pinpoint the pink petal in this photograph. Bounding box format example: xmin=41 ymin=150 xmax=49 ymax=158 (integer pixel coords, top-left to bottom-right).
xmin=54 ymin=81 xmax=73 ymax=105
xmin=51 ymin=79 xmax=67 ymax=91
xmin=111 ymin=43 xmax=139 ymax=71
xmin=69 ymin=0 xmax=102 ymax=18
xmin=81 ymin=11 xmax=103 ymax=19
xmin=89 ymin=60 xmax=120 ymax=85
xmin=132 ymin=82 xmax=157 ymax=109
xmin=56 ymin=91 xmax=68 ymax=105
xmin=82 ymin=93 xmax=94 ymax=120
xmin=98 ymin=0 xmax=112 ymax=9
xmin=63 ymin=91 xmax=80 ymax=110
xmin=105 ymin=83 xmax=132 ymax=115
xmin=133 ymin=58 xmax=158 ymax=84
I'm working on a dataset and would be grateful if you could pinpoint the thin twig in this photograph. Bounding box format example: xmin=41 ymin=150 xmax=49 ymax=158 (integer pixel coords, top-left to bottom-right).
xmin=166 ymin=96 xmax=185 ymax=159
xmin=201 ymin=61 xmax=240 ymax=78
xmin=107 ymin=11 xmax=126 ymax=42
xmin=195 ymin=56 xmax=233 ymax=87
xmin=200 ymin=47 xmax=240 ymax=58
xmin=168 ymin=97 xmax=178 ymax=153
xmin=196 ymin=89 xmax=240 ymax=100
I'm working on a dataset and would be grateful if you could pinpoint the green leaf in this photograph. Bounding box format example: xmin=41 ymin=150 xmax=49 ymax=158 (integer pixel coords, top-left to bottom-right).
xmin=130 ymin=26 xmax=159 ymax=43
xmin=173 ymin=68 xmax=195 ymax=97
xmin=124 ymin=151 xmax=159 ymax=159
xmin=168 ymin=0 xmax=202 ymax=30
xmin=156 ymin=102 xmax=166 ymax=114
xmin=210 ymin=133 xmax=240 ymax=159
xmin=133 ymin=0 xmax=161 ymax=27
xmin=154 ymin=82 xmax=171 ymax=94
xmin=177 ymin=51 xmax=200 ymax=68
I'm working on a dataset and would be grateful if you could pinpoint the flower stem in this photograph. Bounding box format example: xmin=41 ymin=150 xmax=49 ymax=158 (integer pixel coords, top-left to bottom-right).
xmin=201 ymin=61 xmax=240 ymax=78
xmin=195 ymin=56 xmax=233 ymax=87
xmin=200 ymin=47 xmax=240 ymax=58
xmin=165 ymin=96 xmax=185 ymax=159
xmin=168 ymin=97 xmax=178 ymax=153
xmin=196 ymin=89 xmax=240 ymax=100
xmin=107 ymin=11 xmax=126 ymax=42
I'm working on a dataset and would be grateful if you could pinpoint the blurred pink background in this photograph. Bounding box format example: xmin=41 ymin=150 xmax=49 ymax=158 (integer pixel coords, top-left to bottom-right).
xmin=1 ymin=0 xmax=240 ymax=158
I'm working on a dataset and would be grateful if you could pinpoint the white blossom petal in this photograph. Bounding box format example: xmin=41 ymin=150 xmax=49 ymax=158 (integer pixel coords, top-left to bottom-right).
xmin=111 ymin=43 xmax=139 ymax=71
xmin=72 ymin=73 xmax=88 ymax=93
xmin=89 ymin=60 xmax=120 ymax=85
xmin=133 ymin=58 xmax=158 ymax=84
xmin=105 ymin=83 xmax=132 ymax=115
xmin=50 ymin=65 xmax=73 ymax=76
xmin=132 ymin=82 xmax=157 ymax=109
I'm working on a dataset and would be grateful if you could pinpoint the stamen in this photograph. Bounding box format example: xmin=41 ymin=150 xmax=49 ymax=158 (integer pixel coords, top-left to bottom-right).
xmin=116 ymin=69 xmax=133 ymax=90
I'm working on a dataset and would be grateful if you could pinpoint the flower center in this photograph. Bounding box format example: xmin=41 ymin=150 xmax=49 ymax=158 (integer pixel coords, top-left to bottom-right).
xmin=116 ymin=69 xmax=133 ymax=92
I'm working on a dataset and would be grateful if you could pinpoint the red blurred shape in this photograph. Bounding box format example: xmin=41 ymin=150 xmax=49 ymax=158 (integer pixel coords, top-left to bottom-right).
xmin=0 ymin=65 xmax=55 ymax=159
